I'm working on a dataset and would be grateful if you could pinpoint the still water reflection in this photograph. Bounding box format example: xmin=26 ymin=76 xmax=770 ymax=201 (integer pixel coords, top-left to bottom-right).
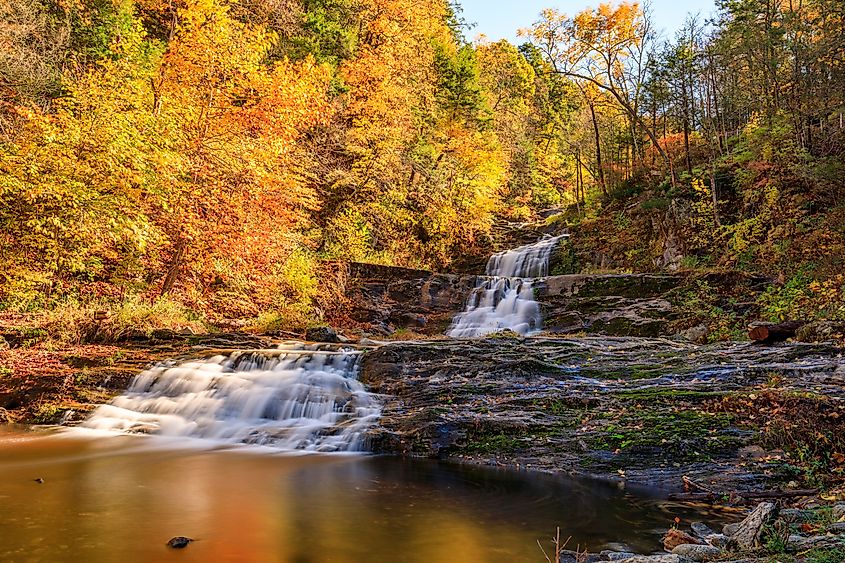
xmin=1 ymin=428 xmax=699 ymax=563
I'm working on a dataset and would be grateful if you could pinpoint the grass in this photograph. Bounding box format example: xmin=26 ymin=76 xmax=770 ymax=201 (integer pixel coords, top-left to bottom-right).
xmin=7 ymin=296 xmax=209 ymax=345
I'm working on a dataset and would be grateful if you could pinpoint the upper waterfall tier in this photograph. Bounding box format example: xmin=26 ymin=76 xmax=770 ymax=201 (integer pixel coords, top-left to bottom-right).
xmin=447 ymin=235 xmax=567 ymax=338
xmin=485 ymin=235 xmax=567 ymax=278
xmin=80 ymin=343 xmax=381 ymax=452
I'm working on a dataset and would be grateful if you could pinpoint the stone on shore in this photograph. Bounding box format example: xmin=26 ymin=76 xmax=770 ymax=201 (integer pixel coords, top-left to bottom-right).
xmin=670 ymin=544 xmax=722 ymax=561
xmin=663 ymin=529 xmax=701 ymax=551
xmin=618 ymin=555 xmax=694 ymax=563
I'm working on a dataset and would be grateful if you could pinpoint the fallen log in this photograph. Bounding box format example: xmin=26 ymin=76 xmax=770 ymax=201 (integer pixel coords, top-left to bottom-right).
xmin=749 ymin=321 xmax=805 ymax=343
xmin=668 ymin=489 xmax=818 ymax=503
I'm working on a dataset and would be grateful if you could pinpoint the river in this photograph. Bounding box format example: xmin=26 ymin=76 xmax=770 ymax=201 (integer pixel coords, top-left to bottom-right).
xmin=0 ymin=427 xmax=717 ymax=563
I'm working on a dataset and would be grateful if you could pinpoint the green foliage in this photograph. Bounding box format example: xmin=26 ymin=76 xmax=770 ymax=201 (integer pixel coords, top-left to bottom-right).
xmin=285 ymin=0 xmax=359 ymax=67
xmin=759 ymin=270 xmax=845 ymax=322
xmin=434 ymin=43 xmax=490 ymax=126
xmin=671 ymin=280 xmax=748 ymax=341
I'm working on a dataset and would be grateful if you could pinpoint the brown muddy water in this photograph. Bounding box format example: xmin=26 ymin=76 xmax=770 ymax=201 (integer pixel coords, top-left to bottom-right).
xmin=0 ymin=427 xmax=720 ymax=563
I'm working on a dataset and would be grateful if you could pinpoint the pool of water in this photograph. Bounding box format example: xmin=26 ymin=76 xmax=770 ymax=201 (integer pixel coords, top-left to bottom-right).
xmin=0 ymin=428 xmax=709 ymax=562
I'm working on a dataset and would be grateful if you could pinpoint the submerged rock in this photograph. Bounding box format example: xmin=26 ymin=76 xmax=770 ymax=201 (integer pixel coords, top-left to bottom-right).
xmin=689 ymin=522 xmax=716 ymax=541
xmin=166 ymin=537 xmax=194 ymax=549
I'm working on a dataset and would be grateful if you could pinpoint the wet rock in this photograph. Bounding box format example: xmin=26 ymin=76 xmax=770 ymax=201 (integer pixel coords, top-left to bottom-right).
xmin=558 ymin=550 xmax=604 ymax=563
xmin=360 ymin=337 xmax=845 ymax=488
xmin=33 ymin=478 xmax=44 ymax=484
xmin=305 ymin=326 xmax=341 ymax=343
xmin=663 ymin=529 xmax=701 ymax=551
xmin=670 ymin=544 xmax=721 ymax=562
xmin=727 ymin=502 xmax=778 ymax=550
xmin=601 ymin=550 xmax=637 ymax=561
xmin=166 ymin=537 xmax=194 ymax=549
xmin=690 ymin=522 xmax=716 ymax=541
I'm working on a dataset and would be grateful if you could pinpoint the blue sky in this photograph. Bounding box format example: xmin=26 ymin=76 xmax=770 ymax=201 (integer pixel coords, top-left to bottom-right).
xmin=457 ymin=0 xmax=718 ymax=43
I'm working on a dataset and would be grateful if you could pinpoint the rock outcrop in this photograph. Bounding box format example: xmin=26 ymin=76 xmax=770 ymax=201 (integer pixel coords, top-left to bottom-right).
xmin=339 ymin=262 xmax=768 ymax=338
xmin=360 ymin=337 xmax=845 ymax=489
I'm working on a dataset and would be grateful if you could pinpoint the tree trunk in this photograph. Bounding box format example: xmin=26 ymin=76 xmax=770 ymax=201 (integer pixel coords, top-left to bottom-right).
xmin=161 ymin=240 xmax=186 ymax=297
xmin=749 ymin=321 xmax=805 ymax=343
xmin=588 ymin=100 xmax=607 ymax=196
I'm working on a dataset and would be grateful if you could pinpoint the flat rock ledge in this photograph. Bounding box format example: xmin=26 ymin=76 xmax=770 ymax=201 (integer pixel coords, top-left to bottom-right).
xmin=361 ymin=337 xmax=845 ymax=490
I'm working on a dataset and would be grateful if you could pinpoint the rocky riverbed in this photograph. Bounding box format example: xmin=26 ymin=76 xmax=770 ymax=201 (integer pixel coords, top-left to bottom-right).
xmin=3 ymin=330 xmax=845 ymax=561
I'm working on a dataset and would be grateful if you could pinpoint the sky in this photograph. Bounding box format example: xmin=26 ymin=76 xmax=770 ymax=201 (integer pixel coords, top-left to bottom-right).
xmin=457 ymin=0 xmax=718 ymax=43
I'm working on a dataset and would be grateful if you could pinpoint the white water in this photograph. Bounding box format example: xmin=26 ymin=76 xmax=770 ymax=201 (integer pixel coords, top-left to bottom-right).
xmin=447 ymin=235 xmax=567 ymax=338
xmin=81 ymin=343 xmax=381 ymax=452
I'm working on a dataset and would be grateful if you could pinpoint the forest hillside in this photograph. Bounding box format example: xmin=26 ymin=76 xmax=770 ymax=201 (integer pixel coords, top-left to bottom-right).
xmin=1 ymin=0 xmax=843 ymax=340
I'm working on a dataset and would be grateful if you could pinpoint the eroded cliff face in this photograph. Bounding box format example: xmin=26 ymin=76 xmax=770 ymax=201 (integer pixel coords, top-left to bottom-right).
xmin=360 ymin=337 xmax=845 ymax=490
xmin=340 ymin=262 xmax=767 ymax=338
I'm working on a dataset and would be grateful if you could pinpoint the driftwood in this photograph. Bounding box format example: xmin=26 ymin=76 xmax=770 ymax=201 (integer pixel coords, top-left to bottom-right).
xmin=749 ymin=321 xmax=805 ymax=343
xmin=727 ymin=502 xmax=778 ymax=550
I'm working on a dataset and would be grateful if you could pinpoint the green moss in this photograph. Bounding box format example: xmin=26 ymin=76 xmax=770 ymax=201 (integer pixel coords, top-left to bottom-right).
xmin=589 ymin=409 xmax=742 ymax=461
xmin=29 ymin=402 xmax=67 ymax=424
xmin=613 ymin=389 xmax=726 ymax=401
xmin=464 ymin=432 xmax=522 ymax=454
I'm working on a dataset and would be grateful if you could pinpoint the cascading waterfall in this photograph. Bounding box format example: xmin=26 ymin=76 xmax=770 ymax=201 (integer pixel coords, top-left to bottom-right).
xmin=81 ymin=342 xmax=381 ymax=452
xmin=447 ymin=235 xmax=567 ymax=338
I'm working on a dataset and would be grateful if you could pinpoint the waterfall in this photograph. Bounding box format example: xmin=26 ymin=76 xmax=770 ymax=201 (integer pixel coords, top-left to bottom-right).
xmin=80 ymin=343 xmax=381 ymax=453
xmin=447 ymin=235 xmax=566 ymax=338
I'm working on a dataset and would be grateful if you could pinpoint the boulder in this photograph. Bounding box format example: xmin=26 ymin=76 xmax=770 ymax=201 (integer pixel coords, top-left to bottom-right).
xmin=618 ymin=556 xmax=694 ymax=563
xmin=689 ymin=522 xmax=716 ymax=541
xmin=663 ymin=529 xmax=701 ymax=551
xmin=681 ymin=325 xmax=709 ymax=344
xmin=833 ymin=503 xmax=845 ymax=521
xmin=788 ymin=534 xmax=845 ymax=551
xmin=670 ymin=544 xmax=722 ymax=562
xmin=727 ymin=502 xmax=778 ymax=551
xmin=557 ymin=550 xmax=604 ymax=563
xmin=305 ymin=326 xmax=341 ymax=343
xmin=601 ymin=550 xmax=638 ymax=561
